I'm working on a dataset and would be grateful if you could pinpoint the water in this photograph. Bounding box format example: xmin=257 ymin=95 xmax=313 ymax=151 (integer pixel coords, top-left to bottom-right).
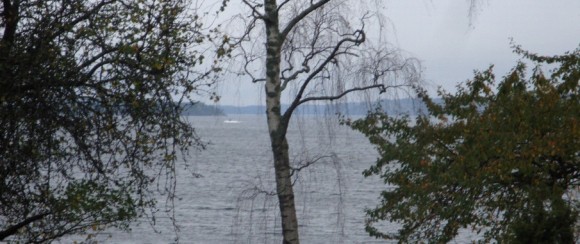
xmin=61 ymin=115 xmax=397 ymax=243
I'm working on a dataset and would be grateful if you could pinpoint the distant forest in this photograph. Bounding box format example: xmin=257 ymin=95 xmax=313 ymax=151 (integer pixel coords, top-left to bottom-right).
xmin=186 ymin=98 xmax=442 ymax=116
xmin=181 ymin=102 xmax=225 ymax=116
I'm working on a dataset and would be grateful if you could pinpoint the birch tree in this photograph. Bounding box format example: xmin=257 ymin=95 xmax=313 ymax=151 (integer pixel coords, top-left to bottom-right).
xmin=228 ymin=1 xmax=420 ymax=242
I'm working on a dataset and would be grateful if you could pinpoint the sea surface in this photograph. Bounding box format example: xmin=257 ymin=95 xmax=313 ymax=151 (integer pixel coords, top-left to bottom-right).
xmin=60 ymin=115 xmax=398 ymax=243
xmin=56 ymin=115 xmax=395 ymax=243
xmin=57 ymin=114 xmax=485 ymax=243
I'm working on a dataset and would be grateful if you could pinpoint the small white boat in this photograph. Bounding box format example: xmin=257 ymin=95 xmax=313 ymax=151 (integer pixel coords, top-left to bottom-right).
xmin=224 ymin=119 xmax=241 ymax=124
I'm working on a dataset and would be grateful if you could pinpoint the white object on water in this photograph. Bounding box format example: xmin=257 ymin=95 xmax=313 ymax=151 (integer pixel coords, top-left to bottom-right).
xmin=224 ymin=119 xmax=241 ymax=124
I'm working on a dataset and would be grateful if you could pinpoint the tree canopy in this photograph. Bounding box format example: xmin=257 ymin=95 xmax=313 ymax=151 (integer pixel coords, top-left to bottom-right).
xmin=0 ymin=0 xmax=222 ymax=242
xmin=348 ymin=46 xmax=580 ymax=242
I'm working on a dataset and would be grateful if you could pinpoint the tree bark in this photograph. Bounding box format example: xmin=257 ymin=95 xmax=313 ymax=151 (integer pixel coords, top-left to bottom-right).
xmin=263 ymin=0 xmax=300 ymax=243
xmin=270 ymin=137 xmax=300 ymax=244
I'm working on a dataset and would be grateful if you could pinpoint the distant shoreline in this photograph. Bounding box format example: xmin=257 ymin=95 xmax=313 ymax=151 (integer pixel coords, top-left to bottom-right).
xmin=195 ymin=98 xmax=438 ymax=116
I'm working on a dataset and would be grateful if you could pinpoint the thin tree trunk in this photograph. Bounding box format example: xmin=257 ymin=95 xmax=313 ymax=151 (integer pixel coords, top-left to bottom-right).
xmin=270 ymin=137 xmax=300 ymax=244
xmin=0 ymin=212 xmax=50 ymax=241
xmin=263 ymin=0 xmax=300 ymax=243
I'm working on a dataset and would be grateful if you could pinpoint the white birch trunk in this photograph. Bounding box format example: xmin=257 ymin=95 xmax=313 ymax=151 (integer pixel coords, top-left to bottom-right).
xmin=263 ymin=0 xmax=300 ymax=243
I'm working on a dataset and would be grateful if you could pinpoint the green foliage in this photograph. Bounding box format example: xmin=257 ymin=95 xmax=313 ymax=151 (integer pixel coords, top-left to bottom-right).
xmin=0 ymin=0 xmax=223 ymax=242
xmin=348 ymin=47 xmax=580 ymax=242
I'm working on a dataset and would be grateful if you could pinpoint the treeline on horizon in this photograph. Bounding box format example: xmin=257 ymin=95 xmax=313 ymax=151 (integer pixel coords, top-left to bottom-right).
xmin=92 ymin=98 xmax=438 ymax=116
xmin=188 ymin=98 xmax=442 ymax=116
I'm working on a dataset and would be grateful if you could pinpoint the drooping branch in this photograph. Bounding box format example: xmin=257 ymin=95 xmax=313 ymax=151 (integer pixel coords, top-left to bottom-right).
xmin=279 ymin=12 xmax=327 ymax=91
xmin=283 ymin=29 xmax=365 ymax=120
xmin=243 ymin=49 xmax=266 ymax=83
xmin=289 ymin=155 xmax=333 ymax=177
xmin=225 ymin=5 xmax=267 ymax=83
xmin=294 ymin=84 xmax=407 ymax=111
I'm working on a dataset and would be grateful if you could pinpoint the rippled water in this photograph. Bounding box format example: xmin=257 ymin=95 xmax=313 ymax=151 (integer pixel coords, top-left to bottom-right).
xmin=61 ymin=115 xmax=400 ymax=243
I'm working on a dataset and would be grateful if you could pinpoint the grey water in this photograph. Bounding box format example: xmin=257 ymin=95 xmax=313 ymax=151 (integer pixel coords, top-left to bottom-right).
xmin=62 ymin=115 xmax=395 ymax=243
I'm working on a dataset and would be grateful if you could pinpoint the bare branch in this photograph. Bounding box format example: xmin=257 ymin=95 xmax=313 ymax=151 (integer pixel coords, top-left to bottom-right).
xmin=277 ymin=0 xmax=292 ymax=12
xmin=280 ymin=0 xmax=331 ymax=41
xmin=289 ymin=155 xmax=332 ymax=177
xmin=283 ymin=29 xmax=366 ymax=120
xmin=241 ymin=52 xmax=265 ymax=83
xmin=297 ymin=84 xmax=407 ymax=107
xmin=241 ymin=0 xmax=265 ymax=20
xmin=279 ymin=13 xmax=327 ymax=91
xmin=280 ymin=65 xmax=310 ymax=90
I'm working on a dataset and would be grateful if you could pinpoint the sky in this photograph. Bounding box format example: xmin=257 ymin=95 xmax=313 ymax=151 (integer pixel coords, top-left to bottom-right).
xmin=205 ymin=0 xmax=580 ymax=106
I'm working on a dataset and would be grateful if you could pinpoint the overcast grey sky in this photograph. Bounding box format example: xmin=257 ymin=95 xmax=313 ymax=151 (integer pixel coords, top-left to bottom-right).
xmin=206 ymin=0 xmax=580 ymax=106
